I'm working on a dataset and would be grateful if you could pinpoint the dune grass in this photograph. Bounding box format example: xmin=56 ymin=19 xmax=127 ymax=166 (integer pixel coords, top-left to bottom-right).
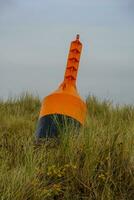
xmin=0 ymin=94 xmax=134 ymax=200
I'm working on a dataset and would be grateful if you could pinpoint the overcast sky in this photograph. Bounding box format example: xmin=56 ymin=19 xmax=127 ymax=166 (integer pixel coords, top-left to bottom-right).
xmin=0 ymin=0 xmax=134 ymax=104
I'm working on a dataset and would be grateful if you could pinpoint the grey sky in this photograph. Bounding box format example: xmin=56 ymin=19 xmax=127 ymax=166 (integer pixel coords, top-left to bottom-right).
xmin=0 ymin=0 xmax=134 ymax=104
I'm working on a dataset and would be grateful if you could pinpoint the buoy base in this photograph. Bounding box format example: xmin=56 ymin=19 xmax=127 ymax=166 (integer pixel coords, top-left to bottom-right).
xmin=36 ymin=114 xmax=81 ymax=138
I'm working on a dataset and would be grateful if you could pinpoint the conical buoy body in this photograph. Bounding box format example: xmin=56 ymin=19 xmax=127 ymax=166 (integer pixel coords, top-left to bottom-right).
xmin=36 ymin=35 xmax=87 ymax=138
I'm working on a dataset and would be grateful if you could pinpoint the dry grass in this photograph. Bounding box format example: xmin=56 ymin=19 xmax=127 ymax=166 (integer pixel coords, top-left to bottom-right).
xmin=0 ymin=94 xmax=134 ymax=200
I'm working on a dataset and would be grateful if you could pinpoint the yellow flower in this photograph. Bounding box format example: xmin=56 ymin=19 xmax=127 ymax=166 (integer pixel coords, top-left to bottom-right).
xmin=58 ymin=173 xmax=62 ymax=177
xmin=98 ymin=174 xmax=106 ymax=180
xmin=52 ymin=184 xmax=62 ymax=192
xmin=64 ymin=164 xmax=70 ymax=168
xmin=71 ymin=165 xmax=77 ymax=169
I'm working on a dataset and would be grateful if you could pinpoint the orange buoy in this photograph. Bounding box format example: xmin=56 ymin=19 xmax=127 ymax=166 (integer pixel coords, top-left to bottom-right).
xmin=36 ymin=34 xmax=87 ymax=138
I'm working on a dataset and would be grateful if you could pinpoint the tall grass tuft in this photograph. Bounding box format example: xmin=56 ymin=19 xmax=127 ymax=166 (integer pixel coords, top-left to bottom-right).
xmin=0 ymin=94 xmax=134 ymax=200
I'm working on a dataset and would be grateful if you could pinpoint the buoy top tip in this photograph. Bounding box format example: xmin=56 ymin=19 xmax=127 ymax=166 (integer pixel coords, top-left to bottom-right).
xmin=76 ymin=34 xmax=80 ymax=40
